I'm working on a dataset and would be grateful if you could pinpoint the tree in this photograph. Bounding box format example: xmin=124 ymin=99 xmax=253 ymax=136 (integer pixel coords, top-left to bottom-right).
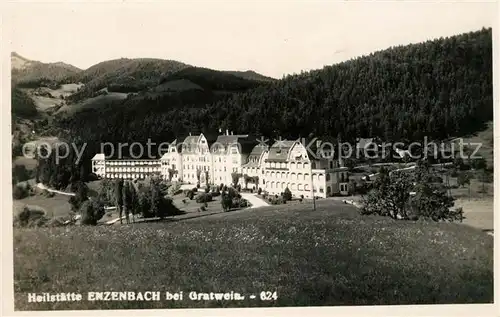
xmin=453 ymin=157 xmax=465 ymax=170
xmin=478 ymin=169 xmax=493 ymax=195
xmin=362 ymin=163 xmax=462 ymax=221
xmin=149 ymin=178 xmax=164 ymax=219
xmin=457 ymin=171 xmax=471 ymax=188
xmin=221 ymin=192 xmax=232 ymax=212
xmin=362 ymin=171 xmax=413 ymax=219
xmin=97 ymin=178 xmax=114 ymax=205
xmin=69 ymin=181 xmax=89 ymax=212
xmin=167 ymin=168 xmax=176 ymax=181
xmin=471 ymin=157 xmax=487 ymax=170
xmin=411 ymin=181 xmax=458 ymax=221
xmin=80 ymin=199 xmax=105 ymax=225
xmin=283 ymin=187 xmax=292 ymax=201
xmin=114 ymin=179 xmax=124 ymax=224
xmin=122 ymin=181 xmax=132 ymax=224
xmin=204 ymin=171 xmax=210 ymax=185
xmin=231 ymin=172 xmax=241 ymax=188
xmin=196 ymin=168 xmax=202 ymax=186
xmin=243 ymin=174 xmax=251 ymax=189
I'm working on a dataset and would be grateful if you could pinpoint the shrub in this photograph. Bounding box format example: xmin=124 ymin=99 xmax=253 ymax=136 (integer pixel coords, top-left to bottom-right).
xmin=232 ymin=198 xmax=249 ymax=208
xmin=167 ymin=183 xmax=182 ymax=196
xmin=187 ymin=190 xmax=195 ymax=200
xmin=221 ymin=192 xmax=232 ymax=212
xmin=205 ymin=187 xmax=210 ymax=193
xmin=210 ymin=191 xmax=221 ymax=198
xmin=80 ymin=199 xmax=105 ymax=226
xmin=283 ymin=187 xmax=292 ymax=201
xmin=12 ymin=165 xmax=31 ymax=184
xmin=195 ymin=193 xmax=212 ymax=203
xmin=14 ymin=206 xmax=48 ymax=228
xmin=12 ymin=184 xmax=28 ymax=200
xmin=257 ymin=188 xmax=262 ymax=195
xmin=457 ymin=172 xmax=471 ymax=188
xmin=46 ymin=217 xmax=67 ymax=227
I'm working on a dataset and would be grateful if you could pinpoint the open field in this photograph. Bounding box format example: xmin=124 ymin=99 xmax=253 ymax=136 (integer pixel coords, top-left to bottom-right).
xmin=12 ymin=156 xmax=38 ymax=171
xmin=13 ymin=192 xmax=72 ymax=219
xmin=458 ymin=121 xmax=493 ymax=169
xmin=13 ymin=199 xmax=492 ymax=310
xmin=56 ymin=92 xmax=128 ymax=115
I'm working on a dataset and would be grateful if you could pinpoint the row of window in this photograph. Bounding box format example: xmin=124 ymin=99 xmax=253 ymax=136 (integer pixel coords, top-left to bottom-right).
xmin=106 ymin=173 xmax=159 ymax=179
xmin=266 ymin=171 xmax=328 ymax=182
xmin=104 ymin=161 xmax=159 ymax=166
xmin=266 ymin=182 xmax=326 ymax=193
xmin=106 ymin=167 xmax=160 ymax=173
xmin=265 ymin=160 xmax=339 ymax=170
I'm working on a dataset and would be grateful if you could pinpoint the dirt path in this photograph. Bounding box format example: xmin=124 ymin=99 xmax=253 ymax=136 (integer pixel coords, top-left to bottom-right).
xmin=241 ymin=193 xmax=270 ymax=208
xmin=36 ymin=183 xmax=75 ymax=196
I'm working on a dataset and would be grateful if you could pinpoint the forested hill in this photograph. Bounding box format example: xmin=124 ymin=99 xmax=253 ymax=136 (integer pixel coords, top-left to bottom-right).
xmin=11 ymin=52 xmax=82 ymax=88
xmin=67 ymin=58 xmax=190 ymax=100
xmin=57 ymin=28 xmax=492 ymax=147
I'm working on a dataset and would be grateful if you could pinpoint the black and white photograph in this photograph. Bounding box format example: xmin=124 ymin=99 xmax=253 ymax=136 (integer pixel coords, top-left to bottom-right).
xmin=3 ymin=0 xmax=498 ymax=314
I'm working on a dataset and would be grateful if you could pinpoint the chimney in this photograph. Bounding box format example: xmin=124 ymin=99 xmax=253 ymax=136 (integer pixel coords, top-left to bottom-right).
xmin=226 ymin=129 xmax=229 ymax=136
xmin=231 ymin=131 xmax=233 ymax=135
xmin=189 ymin=132 xmax=191 ymax=136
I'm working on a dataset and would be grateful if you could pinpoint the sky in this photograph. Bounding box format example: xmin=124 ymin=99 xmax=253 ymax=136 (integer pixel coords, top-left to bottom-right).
xmin=6 ymin=0 xmax=497 ymax=78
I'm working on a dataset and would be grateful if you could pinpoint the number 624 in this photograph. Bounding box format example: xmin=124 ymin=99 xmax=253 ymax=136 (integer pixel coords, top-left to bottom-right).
xmin=260 ymin=291 xmax=278 ymax=300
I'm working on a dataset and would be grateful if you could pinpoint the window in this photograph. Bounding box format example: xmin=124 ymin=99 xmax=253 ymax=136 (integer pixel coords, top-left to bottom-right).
xmin=319 ymin=187 xmax=324 ymax=193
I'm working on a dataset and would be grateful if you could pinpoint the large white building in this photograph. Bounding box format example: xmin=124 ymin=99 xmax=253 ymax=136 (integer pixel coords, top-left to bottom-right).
xmin=91 ymin=132 xmax=350 ymax=198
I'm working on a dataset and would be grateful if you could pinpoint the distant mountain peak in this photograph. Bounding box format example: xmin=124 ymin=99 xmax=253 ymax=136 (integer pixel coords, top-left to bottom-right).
xmin=11 ymin=52 xmax=33 ymax=70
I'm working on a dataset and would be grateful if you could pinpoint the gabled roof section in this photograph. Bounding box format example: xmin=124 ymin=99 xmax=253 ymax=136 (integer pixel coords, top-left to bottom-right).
xmin=180 ymin=134 xmax=200 ymax=154
xmin=214 ymin=134 xmax=255 ymax=155
xmin=92 ymin=153 xmax=105 ymax=160
xmin=242 ymin=144 xmax=268 ymax=167
xmin=267 ymin=140 xmax=296 ymax=162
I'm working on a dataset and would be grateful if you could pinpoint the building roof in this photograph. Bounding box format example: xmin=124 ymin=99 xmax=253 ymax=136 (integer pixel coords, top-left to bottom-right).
xmin=242 ymin=144 xmax=268 ymax=167
xmin=91 ymin=153 xmax=105 ymax=160
xmin=213 ymin=134 xmax=255 ymax=155
xmin=356 ymin=138 xmax=374 ymax=149
xmin=179 ymin=135 xmax=200 ymax=154
xmin=267 ymin=140 xmax=296 ymax=162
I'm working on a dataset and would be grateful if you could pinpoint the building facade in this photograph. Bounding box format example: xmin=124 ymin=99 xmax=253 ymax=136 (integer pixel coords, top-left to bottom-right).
xmin=91 ymin=133 xmax=351 ymax=197
xmin=262 ymin=139 xmax=349 ymax=198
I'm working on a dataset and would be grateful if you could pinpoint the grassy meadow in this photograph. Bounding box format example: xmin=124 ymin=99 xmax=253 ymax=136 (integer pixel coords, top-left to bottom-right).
xmin=13 ymin=199 xmax=493 ymax=310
